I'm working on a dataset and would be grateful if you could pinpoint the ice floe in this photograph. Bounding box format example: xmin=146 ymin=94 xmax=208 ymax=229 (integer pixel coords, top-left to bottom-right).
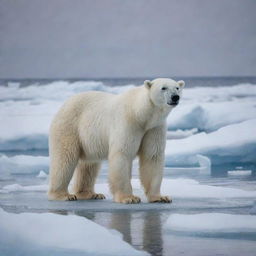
xmin=168 ymin=99 xmax=256 ymax=132
xmin=0 ymin=208 xmax=148 ymax=256
xmin=1 ymin=82 xmax=256 ymax=167
xmin=37 ymin=170 xmax=48 ymax=178
xmin=165 ymin=154 xmax=211 ymax=175
xmin=0 ymin=154 xmax=49 ymax=174
xmin=165 ymin=213 xmax=256 ymax=233
xmin=165 ymin=119 xmax=256 ymax=166
xmin=228 ymin=170 xmax=252 ymax=176
xmin=2 ymin=183 xmax=48 ymax=192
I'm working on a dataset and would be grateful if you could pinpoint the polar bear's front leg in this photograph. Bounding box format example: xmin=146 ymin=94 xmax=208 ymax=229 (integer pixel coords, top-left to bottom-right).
xmin=108 ymin=152 xmax=141 ymax=204
xmin=139 ymin=126 xmax=172 ymax=203
xmin=139 ymin=155 xmax=171 ymax=203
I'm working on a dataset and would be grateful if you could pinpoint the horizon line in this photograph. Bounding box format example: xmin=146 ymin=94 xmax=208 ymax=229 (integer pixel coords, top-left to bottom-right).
xmin=1 ymin=75 xmax=256 ymax=80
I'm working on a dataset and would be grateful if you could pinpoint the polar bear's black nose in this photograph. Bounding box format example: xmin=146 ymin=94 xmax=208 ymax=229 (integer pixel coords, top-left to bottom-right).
xmin=171 ymin=95 xmax=180 ymax=102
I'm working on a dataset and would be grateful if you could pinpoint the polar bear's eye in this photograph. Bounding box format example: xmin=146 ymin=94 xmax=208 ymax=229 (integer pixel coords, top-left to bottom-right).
xmin=161 ymin=87 xmax=167 ymax=91
xmin=176 ymin=87 xmax=179 ymax=90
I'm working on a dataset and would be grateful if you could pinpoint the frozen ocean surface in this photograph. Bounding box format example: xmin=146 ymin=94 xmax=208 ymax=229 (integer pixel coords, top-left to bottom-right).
xmin=0 ymin=77 xmax=256 ymax=256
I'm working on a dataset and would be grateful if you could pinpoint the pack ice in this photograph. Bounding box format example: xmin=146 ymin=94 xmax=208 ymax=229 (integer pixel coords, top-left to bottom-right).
xmin=0 ymin=81 xmax=256 ymax=167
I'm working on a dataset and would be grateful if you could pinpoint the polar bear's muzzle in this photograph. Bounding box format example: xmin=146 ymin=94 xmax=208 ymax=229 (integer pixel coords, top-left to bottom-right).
xmin=168 ymin=94 xmax=180 ymax=106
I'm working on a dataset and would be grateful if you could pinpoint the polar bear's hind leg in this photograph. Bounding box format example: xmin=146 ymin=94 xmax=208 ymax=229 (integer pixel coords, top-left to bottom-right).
xmin=48 ymin=152 xmax=79 ymax=201
xmin=48 ymin=133 xmax=80 ymax=201
xmin=73 ymin=160 xmax=105 ymax=200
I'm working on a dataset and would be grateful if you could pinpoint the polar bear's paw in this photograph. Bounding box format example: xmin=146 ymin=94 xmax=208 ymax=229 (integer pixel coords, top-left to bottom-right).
xmin=149 ymin=195 xmax=172 ymax=203
xmin=115 ymin=195 xmax=141 ymax=204
xmin=67 ymin=194 xmax=78 ymax=201
xmin=75 ymin=192 xmax=106 ymax=200
xmin=91 ymin=193 xmax=106 ymax=199
xmin=48 ymin=192 xmax=77 ymax=201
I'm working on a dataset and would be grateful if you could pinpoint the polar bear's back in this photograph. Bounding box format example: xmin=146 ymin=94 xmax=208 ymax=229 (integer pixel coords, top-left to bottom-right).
xmin=52 ymin=90 xmax=116 ymax=121
xmin=50 ymin=91 xmax=118 ymax=161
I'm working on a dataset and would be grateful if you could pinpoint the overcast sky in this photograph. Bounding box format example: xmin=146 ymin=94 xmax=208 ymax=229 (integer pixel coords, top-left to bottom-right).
xmin=0 ymin=0 xmax=256 ymax=78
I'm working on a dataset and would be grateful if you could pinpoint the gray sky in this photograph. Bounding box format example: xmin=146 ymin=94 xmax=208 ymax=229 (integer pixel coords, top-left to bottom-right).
xmin=0 ymin=0 xmax=256 ymax=78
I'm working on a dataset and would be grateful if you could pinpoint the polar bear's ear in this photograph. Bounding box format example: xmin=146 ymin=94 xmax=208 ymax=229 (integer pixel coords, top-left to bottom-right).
xmin=177 ymin=80 xmax=185 ymax=88
xmin=144 ymin=80 xmax=152 ymax=89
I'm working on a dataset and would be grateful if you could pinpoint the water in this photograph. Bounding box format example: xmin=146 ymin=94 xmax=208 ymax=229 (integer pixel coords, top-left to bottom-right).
xmin=1 ymin=76 xmax=256 ymax=88
xmin=0 ymin=77 xmax=256 ymax=256
xmin=1 ymin=167 xmax=256 ymax=256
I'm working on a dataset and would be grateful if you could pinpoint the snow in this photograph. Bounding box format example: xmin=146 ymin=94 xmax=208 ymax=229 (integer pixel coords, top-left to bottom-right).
xmin=182 ymin=83 xmax=256 ymax=102
xmin=160 ymin=178 xmax=256 ymax=198
xmin=168 ymin=100 xmax=256 ymax=132
xmin=1 ymin=80 xmax=256 ymax=255
xmin=0 ymin=153 xmax=211 ymax=177
xmin=0 ymin=208 xmax=148 ymax=256
xmin=1 ymin=81 xmax=255 ymax=102
xmin=0 ymin=154 xmax=49 ymax=174
xmin=0 ymin=80 xmax=133 ymax=101
xmin=1 ymin=82 xmax=256 ymax=160
xmin=0 ymin=154 xmax=48 ymax=167
xmin=166 ymin=128 xmax=198 ymax=139
xmin=0 ymin=99 xmax=60 ymax=140
xmin=165 ymin=119 xmax=256 ymax=166
xmin=165 ymin=213 xmax=256 ymax=233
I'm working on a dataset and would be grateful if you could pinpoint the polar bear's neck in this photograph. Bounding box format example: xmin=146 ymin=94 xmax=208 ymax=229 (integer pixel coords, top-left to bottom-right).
xmin=122 ymin=87 xmax=171 ymax=131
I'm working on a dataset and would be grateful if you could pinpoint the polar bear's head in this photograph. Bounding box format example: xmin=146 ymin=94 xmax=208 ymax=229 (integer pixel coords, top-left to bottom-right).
xmin=144 ymin=78 xmax=185 ymax=108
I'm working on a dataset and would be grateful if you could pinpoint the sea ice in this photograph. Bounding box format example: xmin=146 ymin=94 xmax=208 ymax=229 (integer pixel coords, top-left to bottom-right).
xmin=0 ymin=208 xmax=148 ymax=256
xmin=165 ymin=119 xmax=256 ymax=165
xmin=168 ymin=100 xmax=256 ymax=132
xmin=2 ymin=178 xmax=256 ymax=199
xmin=0 ymin=81 xmax=255 ymax=176
xmin=37 ymin=170 xmax=48 ymax=178
xmin=165 ymin=213 xmax=256 ymax=233
xmin=228 ymin=170 xmax=252 ymax=176
xmin=166 ymin=128 xmax=198 ymax=139
xmin=164 ymin=154 xmax=211 ymax=175
xmin=2 ymin=183 xmax=48 ymax=192
xmin=159 ymin=178 xmax=256 ymax=198
xmin=0 ymin=154 xmax=49 ymax=174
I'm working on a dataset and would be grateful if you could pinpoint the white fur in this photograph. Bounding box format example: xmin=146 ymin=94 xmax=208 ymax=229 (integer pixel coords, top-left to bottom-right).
xmin=48 ymin=78 xmax=185 ymax=203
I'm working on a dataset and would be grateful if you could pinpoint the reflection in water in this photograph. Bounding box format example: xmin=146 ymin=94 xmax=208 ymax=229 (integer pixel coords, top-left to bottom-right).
xmin=143 ymin=212 xmax=163 ymax=256
xmin=48 ymin=209 xmax=68 ymax=215
xmin=74 ymin=210 xmax=166 ymax=256
xmin=110 ymin=212 xmax=132 ymax=244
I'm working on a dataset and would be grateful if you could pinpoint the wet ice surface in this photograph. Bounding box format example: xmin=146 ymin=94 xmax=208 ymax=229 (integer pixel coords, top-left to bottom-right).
xmin=1 ymin=80 xmax=256 ymax=255
xmin=1 ymin=166 xmax=256 ymax=256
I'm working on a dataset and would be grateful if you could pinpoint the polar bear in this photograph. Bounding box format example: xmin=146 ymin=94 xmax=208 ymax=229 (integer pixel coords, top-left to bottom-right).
xmin=48 ymin=78 xmax=185 ymax=203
